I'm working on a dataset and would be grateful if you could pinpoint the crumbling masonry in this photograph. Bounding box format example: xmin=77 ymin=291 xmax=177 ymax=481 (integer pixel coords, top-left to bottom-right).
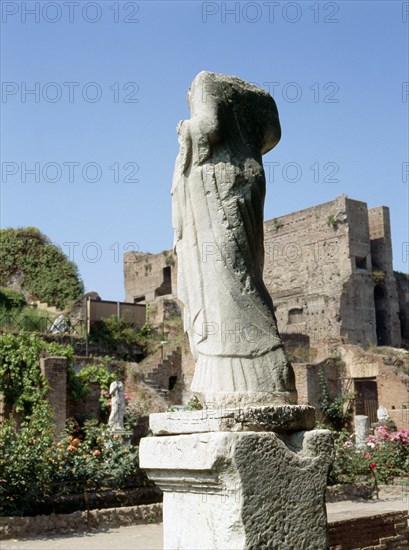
xmin=124 ymin=195 xmax=408 ymax=351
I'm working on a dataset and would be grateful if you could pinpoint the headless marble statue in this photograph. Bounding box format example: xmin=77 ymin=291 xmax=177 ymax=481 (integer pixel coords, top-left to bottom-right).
xmin=108 ymin=380 xmax=125 ymax=431
xmin=172 ymin=71 xmax=297 ymax=407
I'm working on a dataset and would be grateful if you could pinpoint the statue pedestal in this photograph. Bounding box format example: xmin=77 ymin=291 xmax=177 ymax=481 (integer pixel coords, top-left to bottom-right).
xmin=140 ymin=407 xmax=334 ymax=550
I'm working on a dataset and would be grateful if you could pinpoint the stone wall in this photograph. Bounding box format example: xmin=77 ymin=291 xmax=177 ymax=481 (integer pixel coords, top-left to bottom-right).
xmin=293 ymin=358 xmax=342 ymax=412
xmin=264 ymin=196 xmax=401 ymax=350
xmin=0 ymin=503 xmax=163 ymax=540
xmin=339 ymin=198 xmax=377 ymax=347
xmin=66 ymin=356 xmax=116 ymax=421
xmin=124 ymin=250 xmax=176 ymax=304
xmin=123 ymin=195 xmax=407 ymax=410
xmin=292 ymin=346 xmax=409 ymax=430
xmin=377 ymin=363 xmax=409 ymax=430
xmin=135 ymin=296 xmax=194 ymax=405
xmin=125 ymin=195 xmax=403 ymax=352
xmin=328 ymin=510 xmax=409 ymax=549
xmin=339 ymin=345 xmax=409 ymax=430
xmin=264 ymin=195 xmax=351 ymax=350
xmin=368 ymin=207 xmax=401 ymax=347
xmin=395 ymin=272 xmax=409 ymax=344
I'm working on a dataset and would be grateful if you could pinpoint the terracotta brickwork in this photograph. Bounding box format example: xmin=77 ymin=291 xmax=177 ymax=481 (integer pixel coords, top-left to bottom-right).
xmin=123 ymin=196 xmax=409 ymax=410
xmin=328 ymin=510 xmax=409 ymax=550
xmin=40 ymin=356 xmax=67 ymax=434
xmin=339 ymin=345 xmax=409 ymax=431
xmin=124 ymin=195 xmax=406 ymax=351
xmin=265 ymin=196 xmax=376 ymax=349
xmin=124 ymin=251 xmax=176 ymax=304
xmin=368 ymin=207 xmax=402 ymax=347
xmin=396 ymin=273 xmax=409 ymax=346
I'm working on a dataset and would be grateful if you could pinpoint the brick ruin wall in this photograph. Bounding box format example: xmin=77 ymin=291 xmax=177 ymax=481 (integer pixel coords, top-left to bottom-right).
xmin=328 ymin=510 xmax=409 ymax=549
xmin=123 ymin=195 xmax=408 ymax=411
xmin=125 ymin=196 xmax=406 ymax=354
xmin=124 ymin=250 xmax=177 ymax=304
xmin=293 ymin=345 xmax=409 ymax=431
xmin=264 ymin=195 xmax=379 ymax=351
xmin=368 ymin=206 xmax=402 ymax=347
xmin=40 ymin=357 xmax=67 ymax=434
xmin=395 ymin=273 xmax=409 ymax=346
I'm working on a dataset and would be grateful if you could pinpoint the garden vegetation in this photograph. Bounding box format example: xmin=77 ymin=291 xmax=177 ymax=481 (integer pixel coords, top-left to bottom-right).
xmin=0 ymin=227 xmax=84 ymax=310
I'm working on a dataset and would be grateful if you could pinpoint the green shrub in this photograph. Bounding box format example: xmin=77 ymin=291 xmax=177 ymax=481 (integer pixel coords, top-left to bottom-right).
xmin=77 ymin=362 xmax=116 ymax=389
xmin=328 ymin=430 xmax=370 ymax=485
xmin=319 ymin=368 xmax=354 ymax=431
xmin=0 ymin=413 xmax=145 ymax=516
xmin=48 ymin=418 xmax=141 ymax=493
xmin=0 ymin=288 xmax=26 ymax=311
xmin=0 ymin=403 xmax=56 ymax=516
xmin=0 ymin=305 xmax=52 ymax=333
xmin=0 ymin=227 xmax=84 ymax=309
xmin=186 ymin=396 xmax=203 ymax=411
xmin=372 ymin=269 xmax=385 ymax=284
xmin=327 ymin=214 xmax=338 ymax=229
xmin=90 ymin=315 xmax=151 ymax=354
xmin=272 ymin=218 xmax=283 ymax=230
xmin=0 ymin=332 xmax=74 ymax=415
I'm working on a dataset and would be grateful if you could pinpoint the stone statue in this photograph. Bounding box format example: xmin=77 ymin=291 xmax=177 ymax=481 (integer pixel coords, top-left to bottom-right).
xmin=141 ymin=72 xmax=334 ymax=550
xmin=377 ymin=404 xmax=389 ymax=422
xmin=171 ymin=71 xmax=297 ymax=407
xmin=108 ymin=380 xmax=125 ymax=431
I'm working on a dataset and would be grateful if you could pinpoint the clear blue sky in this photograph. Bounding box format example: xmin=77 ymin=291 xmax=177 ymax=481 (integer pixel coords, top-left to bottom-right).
xmin=1 ymin=0 xmax=408 ymax=300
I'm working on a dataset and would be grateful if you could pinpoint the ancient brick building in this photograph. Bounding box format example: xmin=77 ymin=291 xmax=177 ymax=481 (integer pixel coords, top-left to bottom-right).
xmin=124 ymin=195 xmax=408 ymax=352
xmin=124 ymin=196 xmax=409 ymax=423
xmin=124 ymin=250 xmax=177 ymax=305
xmin=264 ymin=195 xmax=402 ymax=351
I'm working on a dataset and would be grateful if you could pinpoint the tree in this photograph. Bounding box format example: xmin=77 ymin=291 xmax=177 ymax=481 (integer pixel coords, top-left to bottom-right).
xmin=0 ymin=227 xmax=84 ymax=309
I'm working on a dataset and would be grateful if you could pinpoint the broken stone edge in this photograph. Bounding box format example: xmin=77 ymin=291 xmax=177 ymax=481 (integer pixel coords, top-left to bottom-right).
xmin=149 ymin=404 xmax=315 ymax=435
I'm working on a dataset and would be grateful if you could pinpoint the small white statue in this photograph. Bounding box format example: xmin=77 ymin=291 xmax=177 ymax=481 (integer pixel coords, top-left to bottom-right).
xmin=377 ymin=404 xmax=389 ymax=422
xmin=108 ymin=380 xmax=126 ymax=431
xmin=49 ymin=314 xmax=69 ymax=334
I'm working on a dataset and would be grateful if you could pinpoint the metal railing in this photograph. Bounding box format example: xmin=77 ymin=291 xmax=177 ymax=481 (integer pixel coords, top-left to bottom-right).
xmin=0 ymin=312 xmax=86 ymax=336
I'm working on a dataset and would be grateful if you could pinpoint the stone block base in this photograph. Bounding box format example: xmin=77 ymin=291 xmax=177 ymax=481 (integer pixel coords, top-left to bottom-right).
xmin=140 ymin=427 xmax=334 ymax=549
xmin=149 ymin=404 xmax=315 ymax=435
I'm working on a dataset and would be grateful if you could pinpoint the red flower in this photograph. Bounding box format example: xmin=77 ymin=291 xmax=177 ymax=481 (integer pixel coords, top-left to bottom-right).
xmin=370 ymin=462 xmax=377 ymax=470
xmin=364 ymin=453 xmax=371 ymax=459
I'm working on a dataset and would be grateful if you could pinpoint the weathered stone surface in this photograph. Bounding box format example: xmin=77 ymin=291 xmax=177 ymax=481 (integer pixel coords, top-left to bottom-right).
xmin=125 ymin=195 xmax=407 ymax=363
xmin=140 ymin=72 xmax=334 ymax=550
xmin=355 ymin=415 xmax=370 ymax=448
xmin=149 ymin=404 xmax=315 ymax=435
xmin=40 ymin=356 xmax=67 ymax=434
xmin=172 ymin=71 xmax=297 ymax=407
xmin=108 ymin=380 xmax=126 ymax=431
xmin=140 ymin=429 xmax=333 ymax=549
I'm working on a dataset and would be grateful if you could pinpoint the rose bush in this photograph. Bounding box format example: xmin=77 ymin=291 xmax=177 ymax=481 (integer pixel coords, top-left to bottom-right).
xmin=0 ymin=411 xmax=148 ymax=516
xmin=329 ymin=426 xmax=409 ymax=487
